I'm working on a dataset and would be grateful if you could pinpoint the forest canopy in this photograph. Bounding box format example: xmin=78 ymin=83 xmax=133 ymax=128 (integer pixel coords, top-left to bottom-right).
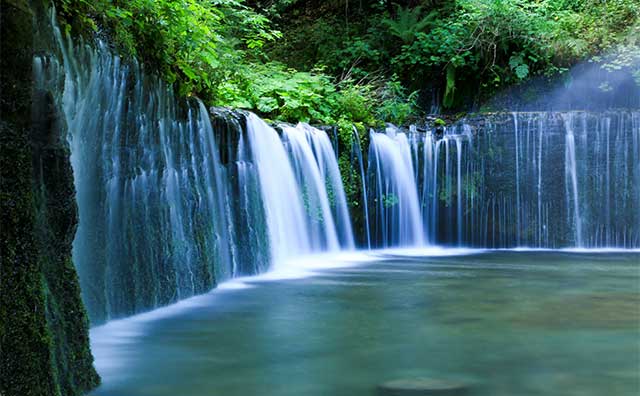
xmin=56 ymin=0 xmax=639 ymax=126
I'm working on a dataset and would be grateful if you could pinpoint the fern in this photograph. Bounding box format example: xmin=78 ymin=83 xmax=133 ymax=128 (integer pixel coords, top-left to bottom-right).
xmin=382 ymin=5 xmax=437 ymax=44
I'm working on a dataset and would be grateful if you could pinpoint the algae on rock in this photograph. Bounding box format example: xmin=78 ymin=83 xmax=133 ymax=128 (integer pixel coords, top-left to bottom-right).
xmin=0 ymin=1 xmax=99 ymax=395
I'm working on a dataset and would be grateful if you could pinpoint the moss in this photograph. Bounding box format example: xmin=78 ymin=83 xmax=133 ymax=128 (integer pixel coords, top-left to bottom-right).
xmin=334 ymin=123 xmax=371 ymax=247
xmin=0 ymin=1 xmax=99 ymax=395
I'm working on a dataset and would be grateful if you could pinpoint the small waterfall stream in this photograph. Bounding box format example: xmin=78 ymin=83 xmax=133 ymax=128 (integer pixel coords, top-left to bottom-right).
xmin=245 ymin=116 xmax=354 ymax=266
xmin=562 ymin=113 xmax=584 ymax=247
xmin=282 ymin=123 xmax=355 ymax=251
xmin=244 ymin=115 xmax=312 ymax=264
xmin=368 ymin=126 xmax=425 ymax=247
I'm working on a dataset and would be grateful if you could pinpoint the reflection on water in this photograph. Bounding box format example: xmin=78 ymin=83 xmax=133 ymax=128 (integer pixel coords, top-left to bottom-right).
xmin=91 ymin=252 xmax=640 ymax=396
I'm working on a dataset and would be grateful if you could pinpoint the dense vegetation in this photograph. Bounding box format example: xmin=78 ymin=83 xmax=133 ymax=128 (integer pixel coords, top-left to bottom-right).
xmin=56 ymin=0 xmax=639 ymax=126
xmin=261 ymin=0 xmax=639 ymax=109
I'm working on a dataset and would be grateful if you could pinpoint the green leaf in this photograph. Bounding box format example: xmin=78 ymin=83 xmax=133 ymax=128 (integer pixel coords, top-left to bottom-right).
xmin=515 ymin=64 xmax=529 ymax=79
xmin=256 ymin=97 xmax=279 ymax=113
xmin=179 ymin=63 xmax=198 ymax=80
xmin=509 ymin=54 xmax=524 ymax=70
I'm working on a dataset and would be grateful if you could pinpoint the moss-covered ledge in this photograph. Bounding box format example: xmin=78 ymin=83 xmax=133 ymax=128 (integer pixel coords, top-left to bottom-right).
xmin=0 ymin=1 xmax=99 ymax=395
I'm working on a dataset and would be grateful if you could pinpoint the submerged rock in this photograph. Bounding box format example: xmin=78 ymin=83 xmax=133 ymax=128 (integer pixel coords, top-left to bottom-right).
xmin=377 ymin=378 xmax=469 ymax=396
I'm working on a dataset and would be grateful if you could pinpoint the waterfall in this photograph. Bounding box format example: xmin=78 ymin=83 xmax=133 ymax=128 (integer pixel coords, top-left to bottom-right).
xmin=416 ymin=111 xmax=640 ymax=248
xmin=244 ymin=116 xmax=355 ymax=266
xmin=244 ymin=115 xmax=312 ymax=264
xmin=39 ymin=12 xmax=355 ymax=322
xmin=44 ymin=25 xmax=241 ymax=322
xmin=34 ymin=7 xmax=639 ymax=326
xmin=562 ymin=113 xmax=584 ymax=247
xmin=368 ymin=126 xmax=425 ymax=247
xmin=420 ymin=126 xmax=473 ymax=246
xmin=513 ymin=113 xmax=521 ymax=245
xmin=537 ymin=115 xmax=544 ymax=246
xmin=420 ymin=133 xmax=434 ymax=243
xmin=455 ymin=136 xmax=463 ymax=246
xmin=282 ymin=123 xmax=354 ymax=251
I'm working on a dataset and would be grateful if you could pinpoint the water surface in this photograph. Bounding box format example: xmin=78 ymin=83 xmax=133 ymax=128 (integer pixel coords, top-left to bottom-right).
xmin=91 ymin=251 xmax=640 ymax=396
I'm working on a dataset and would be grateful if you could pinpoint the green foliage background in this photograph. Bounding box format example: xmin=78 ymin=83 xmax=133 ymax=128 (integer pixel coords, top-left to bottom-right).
xmin=55 ymin=0 xmax=639 ymax=126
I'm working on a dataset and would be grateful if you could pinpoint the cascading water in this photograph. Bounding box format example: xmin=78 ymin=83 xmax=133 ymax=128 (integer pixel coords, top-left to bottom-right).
xmin=282 ymin=123 xmax=354 ymax=251
xmin=244 ymin=115 xmax=312 ymax=265
xmin=35 ymin=6 xmax=639 ymax=327
xmin=40 ymin=12 xmax=356 ymax=322
xmin=230 ymin=127 xmax=271 ymax=275
xmin=409 ymin=111 xmax=640 ymax=248
xmin=411 ymin=125 xmax=473 ymax=246
xmin=44 ymin=23 xmax=241 ymax=322
xmin=455 ymin=135 xmax=463 ymax=246
xmin=359 ymin=111 xmax=638 ymax=249
xmin=513 ymin=113 xmax=521 ymax=246
xmin=562 ymin=113 xmax=584 ymax=247
xmin=245 ymin=116 xmax=355 ymax=266
xmin=368 ymin=126 xmax=425 ymax=247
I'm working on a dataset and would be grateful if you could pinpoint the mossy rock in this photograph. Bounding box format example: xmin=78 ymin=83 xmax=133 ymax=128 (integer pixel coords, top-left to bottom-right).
xmin=0 ymin=1 xmax=99 ymax=395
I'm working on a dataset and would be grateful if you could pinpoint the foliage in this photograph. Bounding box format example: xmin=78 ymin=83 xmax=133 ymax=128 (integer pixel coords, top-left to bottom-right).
xmin=217 ymin=63 xmax=334 ymax=121
xmin=216 ymin=62 xmax=388 ymax=126
xmin=54 ymin=0 xmax=418 ymax=126
xmin=382 ymin=4 xmax=437 ymax=45
xmin=56 ymin=0 xmax=280 ymax=98
xmin=55 ymin=0 xmax=639 ymax=123
xmin=434 ymin=118 xmax=447 ymax=126
xmin=591 ymin=23 xmax=640 ymax=82
xmin=443 ymin=65 xmax=456 ymax=108
xmin=375 ymin=77 xmax=419 ymax=125
xmin=262 ymin=0 xmax=640 ymax=110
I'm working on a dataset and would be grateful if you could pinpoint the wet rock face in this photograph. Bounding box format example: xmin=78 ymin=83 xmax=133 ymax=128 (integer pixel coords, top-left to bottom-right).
xmin=210 ymin=106 xmax=249 ymax=165
xmin=0 ymin=1 xmax=99 ymax=395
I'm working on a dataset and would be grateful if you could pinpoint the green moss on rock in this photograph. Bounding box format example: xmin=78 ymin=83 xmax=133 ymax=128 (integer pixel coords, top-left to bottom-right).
xmin=0 ymin=1 xmax=100 ymax=395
